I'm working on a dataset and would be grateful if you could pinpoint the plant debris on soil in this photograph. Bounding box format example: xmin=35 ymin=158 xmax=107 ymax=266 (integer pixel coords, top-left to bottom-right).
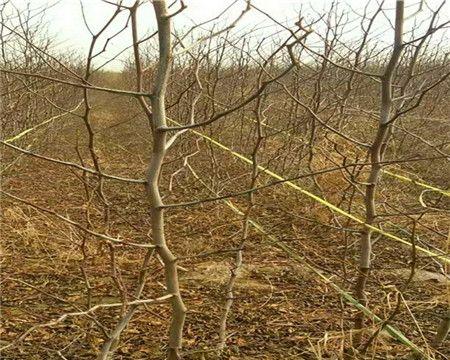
xmin=1 ymin=91 xmax=449 ymax=360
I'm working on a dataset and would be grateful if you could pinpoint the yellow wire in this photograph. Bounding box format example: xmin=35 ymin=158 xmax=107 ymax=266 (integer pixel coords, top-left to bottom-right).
xmin=167 ymin=117 xmax=448 ymax=264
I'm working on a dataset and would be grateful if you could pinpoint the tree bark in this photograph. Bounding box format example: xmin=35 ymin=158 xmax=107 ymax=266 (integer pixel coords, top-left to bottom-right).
xmin=149 ymin=2 xmax=186 ymax=359
xmin=354 ymin=0 xmax=404 ymax=343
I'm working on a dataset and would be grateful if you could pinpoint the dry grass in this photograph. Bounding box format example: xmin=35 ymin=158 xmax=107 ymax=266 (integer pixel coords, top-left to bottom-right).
xmin=1 ymin=93 xmax=449 ymax=359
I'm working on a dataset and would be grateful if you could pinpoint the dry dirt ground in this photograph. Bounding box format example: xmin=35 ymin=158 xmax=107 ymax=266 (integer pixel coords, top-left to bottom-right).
xmin=1 ymin=94 xmax=449 ymax=359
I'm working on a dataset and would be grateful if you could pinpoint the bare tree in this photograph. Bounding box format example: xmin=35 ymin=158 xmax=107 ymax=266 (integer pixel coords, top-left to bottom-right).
xmin=1 ymin=0 xmax=449 ymax=358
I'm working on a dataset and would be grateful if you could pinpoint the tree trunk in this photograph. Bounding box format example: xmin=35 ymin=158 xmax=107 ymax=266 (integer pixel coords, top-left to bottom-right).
xmin=354 ymin=0 xmax=404 ymax=344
